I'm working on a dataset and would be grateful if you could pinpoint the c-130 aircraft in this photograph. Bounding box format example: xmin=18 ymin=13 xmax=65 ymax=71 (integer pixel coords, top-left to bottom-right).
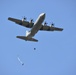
xmin=8 ymin=13 xmax=63 ymax=42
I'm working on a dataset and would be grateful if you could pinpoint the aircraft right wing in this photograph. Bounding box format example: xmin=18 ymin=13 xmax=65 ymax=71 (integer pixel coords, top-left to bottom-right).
xmin=40 ymin=25 xmax=63 ymax=31
xmin=8 ymin=17 xmax=34 ymax=28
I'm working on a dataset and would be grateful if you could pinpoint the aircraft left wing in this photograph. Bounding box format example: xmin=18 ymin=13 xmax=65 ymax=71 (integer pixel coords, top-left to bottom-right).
xmin=40 ymin=25 xmax=63 ymax=31
xmin=8 ymin=17 xmax=34 ymax=28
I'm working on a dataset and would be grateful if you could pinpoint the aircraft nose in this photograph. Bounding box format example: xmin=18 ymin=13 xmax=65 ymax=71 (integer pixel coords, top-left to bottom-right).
xmin=40 ymin=13 xmax=45 ymax=17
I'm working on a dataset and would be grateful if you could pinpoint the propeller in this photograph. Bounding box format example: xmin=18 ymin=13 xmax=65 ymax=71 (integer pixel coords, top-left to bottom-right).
xmin=50 ymin=22 xmax=55 ymax=27
xmin=44 ymin=21 xmax=48 ymax=26
xmin=22 ymin=16 xmax=27 ymax=21
xmin=30 ymin=18 xmax=34 ymax=23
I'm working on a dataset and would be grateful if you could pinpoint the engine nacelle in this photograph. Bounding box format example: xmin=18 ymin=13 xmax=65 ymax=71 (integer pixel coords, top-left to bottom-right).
xmin=22 ymin=17 xmax=26 ymax=22
xmin=44 ymin=22 xmax=47 ymax=26
xmin=29 ymin=19 xmax=33 ymax=23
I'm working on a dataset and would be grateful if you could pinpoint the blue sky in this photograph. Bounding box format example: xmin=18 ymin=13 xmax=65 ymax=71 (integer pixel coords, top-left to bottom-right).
xmin=0 ymin=0 xmax=76 ymax=75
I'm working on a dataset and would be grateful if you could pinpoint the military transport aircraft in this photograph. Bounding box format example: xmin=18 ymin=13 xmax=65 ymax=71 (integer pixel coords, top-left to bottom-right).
xmin=8 ymin=13 xmax=63 ymax=42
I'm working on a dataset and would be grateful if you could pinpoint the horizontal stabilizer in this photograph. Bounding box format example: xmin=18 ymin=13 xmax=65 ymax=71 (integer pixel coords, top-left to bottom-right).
xmin=16 ymin=36 xmax=38 ymax=42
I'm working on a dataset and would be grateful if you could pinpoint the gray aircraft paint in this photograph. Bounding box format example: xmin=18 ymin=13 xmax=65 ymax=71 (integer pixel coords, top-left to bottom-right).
xmin=26 ymin=13 xmax=45 ymax=38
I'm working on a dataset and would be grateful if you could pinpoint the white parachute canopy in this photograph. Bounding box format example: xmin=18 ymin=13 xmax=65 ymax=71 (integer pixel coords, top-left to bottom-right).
xmin=17 ymin=57 xmax=24 ymax=66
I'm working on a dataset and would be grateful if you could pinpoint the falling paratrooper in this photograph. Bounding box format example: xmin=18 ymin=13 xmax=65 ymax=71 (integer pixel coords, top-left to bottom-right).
xmin=17 ymin=57 xmax=24 ymax=66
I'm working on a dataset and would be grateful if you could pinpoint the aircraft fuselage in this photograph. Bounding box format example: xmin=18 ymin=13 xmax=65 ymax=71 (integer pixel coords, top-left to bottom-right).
xmin=26 ymin=13 xmax=45 ymax=38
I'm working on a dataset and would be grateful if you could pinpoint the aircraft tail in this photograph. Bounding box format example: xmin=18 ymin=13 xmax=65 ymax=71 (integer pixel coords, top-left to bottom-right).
xmin=16 ymin=36 xmax=38 ymax=42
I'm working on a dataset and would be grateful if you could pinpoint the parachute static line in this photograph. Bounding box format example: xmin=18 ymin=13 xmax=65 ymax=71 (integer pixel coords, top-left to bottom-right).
xmin=17 ymin=57 xmax=24 ymax=65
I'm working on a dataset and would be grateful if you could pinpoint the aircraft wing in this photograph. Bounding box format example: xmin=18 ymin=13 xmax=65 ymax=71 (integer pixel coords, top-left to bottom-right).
xmin=8 ymin=17 xmax=34 ymax=28
xmin=40 ymin=25 xmax=63 ymax=31
xmin=16 ymin=36 xmax=38 ymax=42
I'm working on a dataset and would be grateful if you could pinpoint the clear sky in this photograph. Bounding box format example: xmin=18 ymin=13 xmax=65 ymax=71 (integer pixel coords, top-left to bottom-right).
xmin=0 ymin=0 xmax=76 ymax=75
